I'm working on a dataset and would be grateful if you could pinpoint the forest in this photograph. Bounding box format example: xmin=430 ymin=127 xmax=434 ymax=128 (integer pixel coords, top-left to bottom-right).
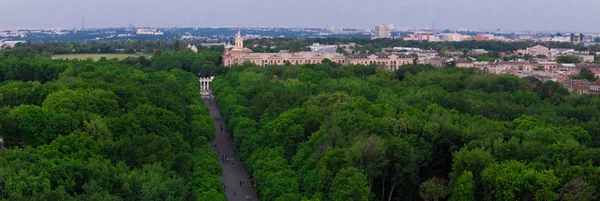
xmin=0 ymin=47 xmax=227 ymax=200
xmin=8 ymin=40 xmax=225 ymax=57
xmin=213 ymin=61 xmax=600 ymax=201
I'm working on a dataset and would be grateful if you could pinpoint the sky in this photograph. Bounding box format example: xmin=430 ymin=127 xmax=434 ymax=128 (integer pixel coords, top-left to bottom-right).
xmin=1 ymin=0 xmax=600 ymax=32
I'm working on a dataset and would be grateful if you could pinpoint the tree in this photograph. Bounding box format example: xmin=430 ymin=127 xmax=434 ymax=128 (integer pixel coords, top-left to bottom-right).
xmin=557 ymin=55 xmax=581 ymax=64
xmin=329 ymin=167 xmax=370 ymax=201
xmin=559 ymin=178 xmax=596 ymax=201
xmin=419 ymin=177 xmax=449 ymax=201
xmin=450 ymin=171 xmax=475 ymax=201
xmin=384 ymin=137 xmax=420 ymax=201
xmin=449 ymin=148 xmax=494 ymax=187
xmin=174 ymin=39 xmax=181 ymax=50
xmin=571 ymin=68 xmax=597 ymax=82
xmin=0 ymin=46 xmax=225 ymax=200
xmin=347 ymin=135 xmax=387 ymax=191
xmin=482 ymin=160 xmax=559 ymax=201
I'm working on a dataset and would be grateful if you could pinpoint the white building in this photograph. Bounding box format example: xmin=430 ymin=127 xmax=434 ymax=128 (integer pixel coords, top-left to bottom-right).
xmin=0 ymin=40 xmax=26 ymax=48
xmin=440 ymin=33 xmax=466 ymax=42
xmin=393 ymin=47 xmax=422 ymax=52
xmin=186 ymin=44 xmax=198 ymax=53
xmin=550 ymin=36 xmax=572 ymax=42
xmin=309 ymin=43 xmax=337 ymax=52
xmin=136 ymin=28 xmax=164 ymax=35
xmin=372 ymin=24 xmax=392 ymax=40
xmin=526 ymin=45 xmax=550 ymax=57
xmin=576 ymin=54 xmax=595 ymax=63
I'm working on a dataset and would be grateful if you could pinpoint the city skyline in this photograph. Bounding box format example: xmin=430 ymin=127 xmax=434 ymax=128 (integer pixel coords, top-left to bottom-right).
xmin=2 ymin=0 xmax=600 ymax=32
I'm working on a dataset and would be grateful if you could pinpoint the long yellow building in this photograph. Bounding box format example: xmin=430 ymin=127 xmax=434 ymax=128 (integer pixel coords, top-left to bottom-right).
xmin=222 ymin=29 xmax=414 ymax=71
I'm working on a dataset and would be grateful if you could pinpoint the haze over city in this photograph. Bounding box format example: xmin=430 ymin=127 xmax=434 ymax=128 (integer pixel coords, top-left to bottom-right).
xmin=2 ymin=0 xmax=600 ymax=32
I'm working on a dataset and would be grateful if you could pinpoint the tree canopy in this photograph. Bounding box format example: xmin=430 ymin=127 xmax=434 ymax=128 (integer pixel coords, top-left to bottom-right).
xmin=0 ymin=47 xmax=226 ymax=200
xmin=213 ymin=62 xmax=600 ymax=201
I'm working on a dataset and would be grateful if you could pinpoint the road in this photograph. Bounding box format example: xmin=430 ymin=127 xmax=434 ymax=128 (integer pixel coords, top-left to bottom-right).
xmin=203 ymin=95 xmax=260 ymax=201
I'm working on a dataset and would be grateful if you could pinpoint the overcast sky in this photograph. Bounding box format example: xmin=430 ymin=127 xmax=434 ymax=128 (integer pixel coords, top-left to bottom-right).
xmin=1 ymin=0 xmax=599 ymax=32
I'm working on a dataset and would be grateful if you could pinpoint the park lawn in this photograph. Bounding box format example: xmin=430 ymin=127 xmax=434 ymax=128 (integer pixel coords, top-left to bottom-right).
xmin=52 ymin=54 xmax=152 ymax=61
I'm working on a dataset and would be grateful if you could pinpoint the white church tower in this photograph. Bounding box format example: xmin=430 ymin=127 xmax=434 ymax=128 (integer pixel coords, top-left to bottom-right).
xmin=234 ymin=27 xmax=244 ymax=49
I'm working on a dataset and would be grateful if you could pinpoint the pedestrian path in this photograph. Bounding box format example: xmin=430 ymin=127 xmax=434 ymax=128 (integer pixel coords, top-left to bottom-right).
xmin=203 ymin=96 xmax=259 ymax=201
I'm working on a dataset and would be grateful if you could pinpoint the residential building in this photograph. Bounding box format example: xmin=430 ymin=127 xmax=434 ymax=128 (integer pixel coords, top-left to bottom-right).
xmin=422 ymin=57 xmax=448 ymax=67
xmin=136 ymin=28 xmax=164 ymax=35
xmin=575 ymin=54 xmax=595 ymax=63
xmin=560 ymin=79 xmax=592 ymax=94
xmin=463 ymin=33 xmax=502 ymax=41
xmin=390 ymin=47 xmax=438 ymax=59
xmin=371 ymin=24 xmax=392 ymax=40
xmin=309 ymin=43 xmax=337 ymax=52
xmin=401 ymin=32 xmax=435 ymax=41
xmin=468 ymin=49 xmax=488 ymax=55
xmin=454 ymin=58 xmax=474 ymax=68
xmin=536 ymin=61 xmax=559 ymax=72
xmin=440 ymin=33 xmax=466 ymax=42
xmin=526 ymin=45 xmax=550 ymax=57
xmin=444 ymin=51 xmax=464 ymax=56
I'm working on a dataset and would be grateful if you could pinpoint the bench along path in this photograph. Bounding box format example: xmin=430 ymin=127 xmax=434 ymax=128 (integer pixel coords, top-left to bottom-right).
xmin=203 ymin=96 xmax=259 ymax=201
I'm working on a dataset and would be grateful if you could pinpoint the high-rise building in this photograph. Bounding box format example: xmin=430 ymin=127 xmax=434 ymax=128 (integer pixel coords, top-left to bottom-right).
xmin=372 ymin=24 xmax=392 ymax=40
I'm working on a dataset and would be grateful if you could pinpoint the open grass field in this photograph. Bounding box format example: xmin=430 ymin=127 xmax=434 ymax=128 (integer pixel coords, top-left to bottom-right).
xmin=52 ymin=54 xmax=152 ymax=61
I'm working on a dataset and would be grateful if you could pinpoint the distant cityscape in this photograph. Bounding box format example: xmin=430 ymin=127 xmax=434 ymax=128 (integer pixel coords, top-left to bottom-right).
xmin=1 ymin=23 xmax=600 ymax=47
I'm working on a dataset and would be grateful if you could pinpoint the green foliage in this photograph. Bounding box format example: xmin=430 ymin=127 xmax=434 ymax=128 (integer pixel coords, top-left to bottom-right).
xmin=571 ymin=68 xmax=598 ymax=82
xmin=0 ymin=47 xmax=224 ymax=200
xmin=450 ymin=171 xmax=475 ymax=201
xmin=482 ymin=160 xmax=559 ymax=201
xmin=214 ymin=61 xmax=600 ymax=201
xmin=557 ymin=55 xmax=581 ymax=64
xmin=329 ymin=167 xmax=370 ymax=201
xmin=419 ymin=177 xmax=449 ymax=201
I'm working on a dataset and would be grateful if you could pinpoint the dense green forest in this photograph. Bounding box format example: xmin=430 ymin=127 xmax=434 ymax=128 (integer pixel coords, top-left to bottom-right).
xmin=213 ymin=61 xmax=600 ymax=201
xmin=0 ymin=48 xmax=227 ymax=200
xmin=8 ymin=40 xmax=225 ymax=57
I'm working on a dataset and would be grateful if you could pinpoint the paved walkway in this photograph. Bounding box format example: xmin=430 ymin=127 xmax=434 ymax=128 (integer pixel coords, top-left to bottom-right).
xmin=203 ymin=95 xmax=259 ymax=201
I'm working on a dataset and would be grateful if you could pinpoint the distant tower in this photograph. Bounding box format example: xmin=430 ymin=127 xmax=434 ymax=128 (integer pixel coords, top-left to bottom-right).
xmin=82 ymin=17 xmax=85 ymax=30
xmin=234 ymin=26 xmax=244 ymax=49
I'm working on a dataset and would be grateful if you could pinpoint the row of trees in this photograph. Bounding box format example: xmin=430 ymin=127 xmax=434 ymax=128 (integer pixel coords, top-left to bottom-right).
xmin=0 ymin=46 xmax=225 ymax=83
xmin=7 ymin=40 xmax=226 ymax=56
xmin=0 ymin=48 xmax=226 ymax=200
xmin=212 ymin=61 xmax=600 ymax=201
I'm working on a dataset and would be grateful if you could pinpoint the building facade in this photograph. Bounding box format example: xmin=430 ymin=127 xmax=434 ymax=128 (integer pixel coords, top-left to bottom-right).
xmin=222 ymin=29 xmax=414 ymax=70
xmin=526 ymin=45 xmax=550 ymax=57
xmin=371 ymin=24 xmax=392 ymax=40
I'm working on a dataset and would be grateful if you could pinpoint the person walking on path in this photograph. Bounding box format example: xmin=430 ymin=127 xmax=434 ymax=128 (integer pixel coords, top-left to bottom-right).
xmin=203 ymin=93 xmax=259 ymax=201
